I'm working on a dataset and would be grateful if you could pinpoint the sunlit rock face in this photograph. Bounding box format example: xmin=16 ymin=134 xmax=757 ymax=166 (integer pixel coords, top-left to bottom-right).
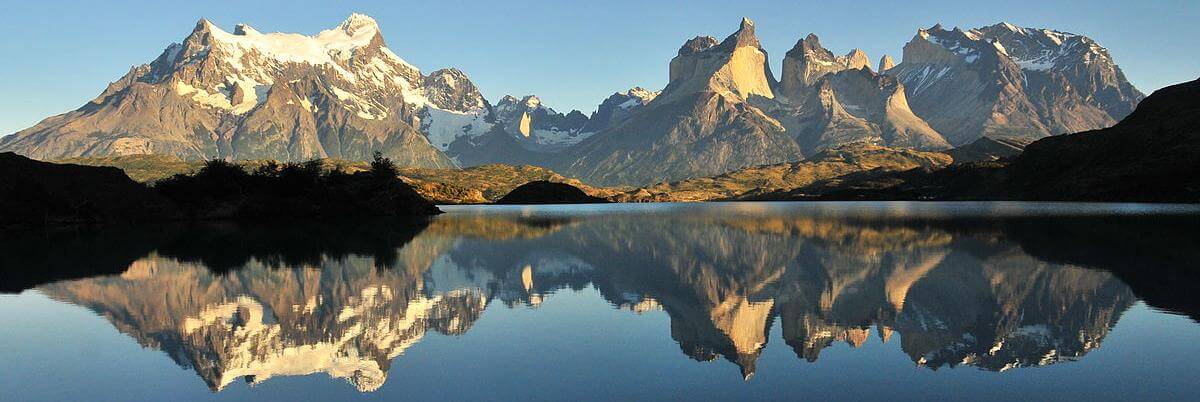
xmin=35 ymin=210 xmax=1148 ymax=391
xmin=561 ymin=18 xmax=802 ymax=186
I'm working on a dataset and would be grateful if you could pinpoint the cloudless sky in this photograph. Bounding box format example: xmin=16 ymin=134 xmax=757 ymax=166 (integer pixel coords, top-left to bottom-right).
xmin=1 ymin=0 xmax=1196 ymax=134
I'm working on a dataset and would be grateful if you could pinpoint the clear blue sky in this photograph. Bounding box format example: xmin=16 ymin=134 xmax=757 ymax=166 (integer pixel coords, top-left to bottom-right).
xmin=1 ymin=0 xmax=1196 ymax=135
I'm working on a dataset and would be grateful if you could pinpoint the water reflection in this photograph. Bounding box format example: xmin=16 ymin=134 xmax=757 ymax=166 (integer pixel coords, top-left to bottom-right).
xmin=8 ymin=204 xmax=1200 ymax=392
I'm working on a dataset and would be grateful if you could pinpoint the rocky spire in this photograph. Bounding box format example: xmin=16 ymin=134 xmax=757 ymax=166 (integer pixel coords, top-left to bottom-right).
xmin=844 ymin=48 xmax=871 ymax=71
xmin=710 ymin=17 xmax=762 ymax=52
xmin=878 ymin=55 xmax=896 ymax=72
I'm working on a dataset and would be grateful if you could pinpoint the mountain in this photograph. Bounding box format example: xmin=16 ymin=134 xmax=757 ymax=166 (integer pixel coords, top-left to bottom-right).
xmin=559 ymin=18 xmax=804 ymax=186
xmin=0 ymin=14 xmax=487 ymax=167
xmin=579 ymin=87 xmax=660 ymax=133
xmin=890 ymin=23 xmax=1144 ymax=145
xmin=1 ymin=16 xmax=1146 ymax=188
xmin=773 ymin=34 xmax=950 ymax=153
xmin=444 ymin=90 xmax=655 ymax=167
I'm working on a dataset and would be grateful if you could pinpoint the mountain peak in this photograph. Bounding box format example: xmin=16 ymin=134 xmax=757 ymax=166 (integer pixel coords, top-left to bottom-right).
xmin=232 ymin=24 xmax=259 ymax=36
xmin=338 ymin=13 xmax=380 ymax=37
xmin=720 ymin=17 xmax=761 ymax=49
xmin=192 ymin=18 xmax=215 ymax=34
xmin=879 ymin=54 xmax=896 ymax=71
xmin=678 ymin=36 xmax=718 ymax=56
xmin=845 ymin=48 xmax=871 ymax=70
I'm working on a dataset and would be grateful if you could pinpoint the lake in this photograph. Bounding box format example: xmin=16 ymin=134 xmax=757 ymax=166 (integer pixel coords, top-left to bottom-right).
xmin=2 ymin=202 xmax=1199 ymax=401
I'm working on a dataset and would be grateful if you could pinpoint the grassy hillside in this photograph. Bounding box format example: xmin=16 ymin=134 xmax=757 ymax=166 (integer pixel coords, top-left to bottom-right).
xmin=614 ymin=144 xmax=953 ymax=202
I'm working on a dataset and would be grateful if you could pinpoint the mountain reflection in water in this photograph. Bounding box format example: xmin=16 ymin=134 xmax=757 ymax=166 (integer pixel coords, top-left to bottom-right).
xmin=9 ymin=203 xmax=1200 ymax=392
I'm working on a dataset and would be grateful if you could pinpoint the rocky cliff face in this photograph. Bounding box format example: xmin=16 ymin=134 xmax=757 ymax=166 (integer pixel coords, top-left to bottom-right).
xmin=560 ymin=18 xmax=803 ymax=186
xmin=774 ymin=34 xmax=950 ymax=153
xmin=890 ymin=23 xmax=1144 ymax=145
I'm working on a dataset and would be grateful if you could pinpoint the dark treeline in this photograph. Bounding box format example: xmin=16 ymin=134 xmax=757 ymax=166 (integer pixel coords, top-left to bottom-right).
xmin=0 ymin=152 xmax=439 ymax=229
xmin=155 ymin=152 xmax=439 ymax=220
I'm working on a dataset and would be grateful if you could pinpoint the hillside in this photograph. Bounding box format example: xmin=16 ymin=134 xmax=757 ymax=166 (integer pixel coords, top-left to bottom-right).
xmin=615 ymin=144 xmax=952 ymax=202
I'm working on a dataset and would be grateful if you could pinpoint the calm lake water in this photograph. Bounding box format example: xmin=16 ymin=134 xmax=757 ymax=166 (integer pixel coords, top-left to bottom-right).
xmin=2 ymin=202 xmax=1200 ymax=401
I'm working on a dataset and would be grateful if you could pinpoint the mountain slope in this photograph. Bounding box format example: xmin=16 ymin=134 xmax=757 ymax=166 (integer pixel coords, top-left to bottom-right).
xmin=616 ymin=144 xmax=952 ymax=202
xmin=560 ymin=18 xmax=803 ymax=186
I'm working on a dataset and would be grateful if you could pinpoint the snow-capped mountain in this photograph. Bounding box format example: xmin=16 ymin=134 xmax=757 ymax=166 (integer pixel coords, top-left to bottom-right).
xmin=889 ymin=23 xmax=1144 ymax=145
xmin=579 ymin=87 xmax=660 ymax=133
xmin=0 ymin=14 xmax=490 ymax=166
xmin=490 ymin=95 xmax=590 ymax=150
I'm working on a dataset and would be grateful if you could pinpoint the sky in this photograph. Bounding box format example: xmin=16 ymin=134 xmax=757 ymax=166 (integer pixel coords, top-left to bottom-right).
xmin=0 ymin=0 xmax=1197 ymax=135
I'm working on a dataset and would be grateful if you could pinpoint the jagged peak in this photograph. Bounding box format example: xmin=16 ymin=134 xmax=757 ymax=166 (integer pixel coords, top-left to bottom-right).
xmin=193 ymin=18 xmax=215 ymax=34
xmin=719 ymin=16 xmax=761 ymax=50
xmin=337 ymin=13 xmax=380 ymax=37
xmin=879 ymin=54 xmax=896 ymax=71
xmin=520 ymin=95 xmax=542 ymax=108
xmin=845 ymin=48 xmax=871 ymax=70
xmin=678 ymin=36 xmax=718 ymax=56
xmin=787 ymin=33 xmax=832 ymax=60
xmin=232 ymin=24 xmax=259 ymax=36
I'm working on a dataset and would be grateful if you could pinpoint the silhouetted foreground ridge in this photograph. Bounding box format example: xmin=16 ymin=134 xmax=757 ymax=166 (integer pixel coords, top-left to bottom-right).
xmin=0 ymin=152 xmax=439 ymax=228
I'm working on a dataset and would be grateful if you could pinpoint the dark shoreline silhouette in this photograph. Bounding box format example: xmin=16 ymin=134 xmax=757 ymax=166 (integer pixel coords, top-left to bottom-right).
xmin=0 ymin=152 xmax=440 ymax=229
